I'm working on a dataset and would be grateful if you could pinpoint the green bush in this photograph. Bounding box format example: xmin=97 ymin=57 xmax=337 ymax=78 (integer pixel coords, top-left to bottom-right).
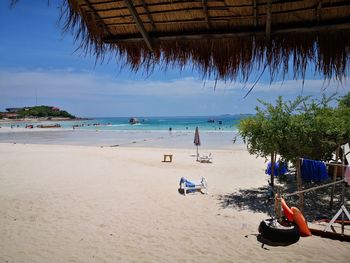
xmin=17 ymin=106 xmax=75 ymax=119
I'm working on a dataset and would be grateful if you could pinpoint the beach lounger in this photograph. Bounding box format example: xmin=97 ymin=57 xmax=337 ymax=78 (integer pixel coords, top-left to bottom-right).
xmin=198 ymin=153 xmax=213 ymax=163
xmin=179 ymin=177 xmax=208 ymax=196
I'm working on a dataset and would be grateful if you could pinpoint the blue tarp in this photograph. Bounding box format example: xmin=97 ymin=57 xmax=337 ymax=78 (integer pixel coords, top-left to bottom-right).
xmin=179 ymin=177 xmax=195 ymax=187
xmin=179 ymin=177 xmax=196 ymax=193
xmin=301 ymin=159 xmax=329 ymax=182
xmin=265 ymin=161 xmax=288 ymax=176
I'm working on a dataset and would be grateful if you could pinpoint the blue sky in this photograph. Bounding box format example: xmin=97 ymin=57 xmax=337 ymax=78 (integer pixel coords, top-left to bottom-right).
xmin=0 ymin=1 xmax=348 ymax=117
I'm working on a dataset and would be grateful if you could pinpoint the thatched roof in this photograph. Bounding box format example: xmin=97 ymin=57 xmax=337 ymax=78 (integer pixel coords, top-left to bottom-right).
xmin=59 ymin=0 xmax=350 ymax=81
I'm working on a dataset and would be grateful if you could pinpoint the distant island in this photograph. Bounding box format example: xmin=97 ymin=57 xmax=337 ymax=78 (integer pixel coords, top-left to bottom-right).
xmin=0 ymin=106 xmax=78 ymax=121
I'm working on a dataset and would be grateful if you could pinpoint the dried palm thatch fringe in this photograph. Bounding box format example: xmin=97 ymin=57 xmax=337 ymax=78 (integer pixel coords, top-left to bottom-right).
xmin=13 ymin=0 xmax=350 ymax=82
xmin=81 ymin=30 xmax=350 ymax=83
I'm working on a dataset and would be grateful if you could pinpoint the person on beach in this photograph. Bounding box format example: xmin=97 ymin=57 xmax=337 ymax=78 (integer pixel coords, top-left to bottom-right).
xmin=232 ymin=136 xmax=237 ymax=144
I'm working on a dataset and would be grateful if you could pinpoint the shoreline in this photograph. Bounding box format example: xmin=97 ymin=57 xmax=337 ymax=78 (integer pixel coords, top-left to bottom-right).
xmin=0 ymin=117 xmax=89 ymax=124
xmin=0 ymin=127 xmax=242 ymax=149
xmin=0 ymin=126 xmax=238 ymax=133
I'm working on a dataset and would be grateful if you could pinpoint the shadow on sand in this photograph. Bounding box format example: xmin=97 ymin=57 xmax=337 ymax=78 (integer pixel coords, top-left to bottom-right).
xmin=217 ymin=173 xmax=350 ymax=247
xmin=217 ymin=186 xmax=274 ymax=216
xmin=217 ymin=173 xmax=350 ymax=221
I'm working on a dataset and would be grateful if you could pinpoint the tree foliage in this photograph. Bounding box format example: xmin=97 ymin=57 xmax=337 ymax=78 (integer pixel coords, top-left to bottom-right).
xmin=239 ymin=92 xmax=350 ymax=164
xmin=338 ymin=92 xmax=350 ymax=108
xmin=238 ymin=96 xmax=306 ymax=161
xmin=17 ymin=106 xmax=75 ymax=119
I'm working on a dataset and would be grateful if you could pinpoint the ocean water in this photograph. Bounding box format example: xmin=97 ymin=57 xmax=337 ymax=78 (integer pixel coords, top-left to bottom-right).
xmin=1 ymin=115 xmax=247 ymax=131
xmin=0 ymin=115 xmax=250 ymax=148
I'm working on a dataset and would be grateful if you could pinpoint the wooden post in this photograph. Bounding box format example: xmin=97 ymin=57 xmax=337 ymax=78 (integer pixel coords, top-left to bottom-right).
xmin=330 ymin=146 xmax=340 ymax=210
xmin=270 ymin=152 xmax=275 ymax=187
xmin=316 ymin=0 xmax=322 ymax=24
xmin=275 ymin=189 xmax=282 ymax=221
xmin=140 ymin=0 xmax=156 ymax=32
xmin=103 ymin=23 xmax=350 ymax=44
xmin=295 ymin=158 xmax=304 ymax=212
xmin=266 ymin=0 xmax=272 ymax=43
xmin=253 ymin=0 xmax=257 ymax=27
xmin=202 ymin=0 xmax=210 ymax=30
xmin=123 ymin=0 xmax=154 ymax=52
xmin=341 ymin=145 xmax=345 ymax=235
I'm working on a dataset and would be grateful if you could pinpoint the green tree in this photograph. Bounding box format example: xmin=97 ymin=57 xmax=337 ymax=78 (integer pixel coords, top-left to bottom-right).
xmin=338 ymin=92 xmax=350 ymax=108
xmin=288 ymin=94 xmax=349 ymax=161
xmin=17 ymin=106 xmax=75 ymax=119
xmin=238 ymin=96 xmax=306 ymax=186
xmin=337 ymin=92 xmax=350 ymax=146
xmin=239 ymin=93 xmax=350 ymax=210
xmin=239 ymin=94 xmax=350 ymax=187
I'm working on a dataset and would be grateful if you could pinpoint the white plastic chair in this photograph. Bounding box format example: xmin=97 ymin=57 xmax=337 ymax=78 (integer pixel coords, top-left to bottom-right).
xmin=181 ymin=177 xmax=208 ymax=196
xmin=199 ymin=153 xmax=213 ymax=163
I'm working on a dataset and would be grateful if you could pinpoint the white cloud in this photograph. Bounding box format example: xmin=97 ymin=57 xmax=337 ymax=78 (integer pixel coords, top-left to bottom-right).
xmin=250 ymin=78 xmax=349 ymax=93
xmin=0 ymin=69 xmax=211 ymax=98
xmin=0 ymin=68 xmax=348 ymax=116
xmin=1 ymin=69 xmax=347 ymax=98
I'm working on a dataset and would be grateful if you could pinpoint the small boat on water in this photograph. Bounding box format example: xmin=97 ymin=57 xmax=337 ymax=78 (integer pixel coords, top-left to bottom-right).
xmin=37 ymin=123 xmax=61 ymax=128
xmin=207 ymin=119 xmax=215 ymax=123
xmin=129 ymin=118 xmax=139 ymax=124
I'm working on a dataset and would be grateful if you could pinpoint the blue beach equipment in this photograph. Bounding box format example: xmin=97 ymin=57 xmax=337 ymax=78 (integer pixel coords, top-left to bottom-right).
xmin=265 ymin=161 xmax=288 ymax=176
xmin=179 ymin=177 xmax=208 ymax=196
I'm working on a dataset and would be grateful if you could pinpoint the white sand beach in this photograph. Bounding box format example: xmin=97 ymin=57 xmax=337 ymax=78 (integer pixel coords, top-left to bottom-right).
xmin=1 ymin=0 xmax=349 ymax=261
xmin=0 ymin=142 xmax=349 ymax=263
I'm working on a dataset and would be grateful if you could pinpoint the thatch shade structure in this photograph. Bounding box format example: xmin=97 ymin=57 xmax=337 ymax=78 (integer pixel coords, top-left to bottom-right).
xmin=58 ymin=0 xmax=350 ymax=81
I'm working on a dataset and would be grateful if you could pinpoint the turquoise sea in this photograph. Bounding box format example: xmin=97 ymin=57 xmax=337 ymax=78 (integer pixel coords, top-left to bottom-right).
xmin=0 ymin=115 xmax=250 ymax=148
xmin=1 ymin=115 xmax=249 ymax=131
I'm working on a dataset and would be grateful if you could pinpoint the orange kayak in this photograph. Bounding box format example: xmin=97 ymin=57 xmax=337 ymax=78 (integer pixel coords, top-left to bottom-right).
xmin=281 ymin=198 xmax=294 ymax=222
xmin=291 ymin=207 xmax=312 ymax=237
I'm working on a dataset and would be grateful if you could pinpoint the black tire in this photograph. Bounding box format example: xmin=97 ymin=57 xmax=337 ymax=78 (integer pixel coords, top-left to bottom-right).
xmin=258 ymin=218 xmax=300 ymax=244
